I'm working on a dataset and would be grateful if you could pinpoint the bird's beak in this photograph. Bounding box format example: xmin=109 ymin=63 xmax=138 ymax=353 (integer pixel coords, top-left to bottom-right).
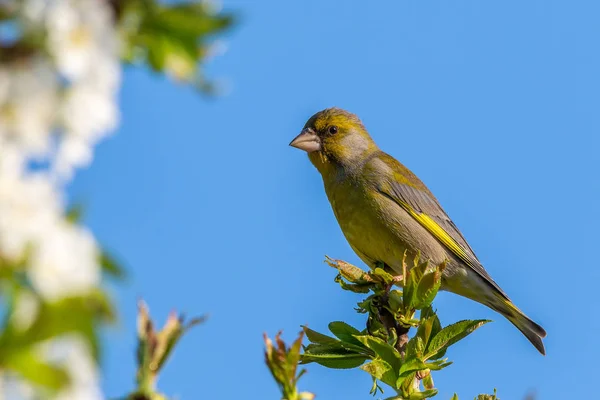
xmin=289 ymin=128 xmax=321 ymax=153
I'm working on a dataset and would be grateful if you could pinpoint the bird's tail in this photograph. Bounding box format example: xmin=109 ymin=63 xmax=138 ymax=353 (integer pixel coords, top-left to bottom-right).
xmin=483 ymin=293 xmax=547 ymax=355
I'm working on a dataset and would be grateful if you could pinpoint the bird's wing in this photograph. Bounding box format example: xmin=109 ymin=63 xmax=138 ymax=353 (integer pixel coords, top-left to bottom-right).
xmin=372 ymin=153 xmax=509 ymax=299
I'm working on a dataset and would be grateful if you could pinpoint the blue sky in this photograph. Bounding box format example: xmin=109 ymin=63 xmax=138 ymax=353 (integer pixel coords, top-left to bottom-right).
xmin=71 ymin=1 xmax=600 ymax=399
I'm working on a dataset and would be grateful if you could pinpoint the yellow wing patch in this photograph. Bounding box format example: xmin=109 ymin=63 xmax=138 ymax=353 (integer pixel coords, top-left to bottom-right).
xmin=397 ymin=200 xmax=476 ymax=269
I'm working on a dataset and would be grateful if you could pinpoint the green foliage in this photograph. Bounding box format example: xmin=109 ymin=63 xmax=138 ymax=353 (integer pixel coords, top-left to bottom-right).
xmin=126 ymin=301 xmax=206 ymax=400
xmin=2 ymin=349 xmax=69 ymax=391
xmin=99 ymin=249 xmax=128 ymax=280
xmin=117 ymin=0 xmax=235 ymax=92
xmin=0 ymin=290 xmax=115 ymax=361
xmin=299 ymin=254 xmax=490 ymax=399
xmin=0 ymin=0 xmax=234 ymax=91
xmin=264 ymin=330 xmax=315 ymax=400
xmin=476 ymin=389 xmax=499 ymax=400
xmin=0 ymin=251 xmax=118 ymax=394
xmin=425 ymin=320 xmax=490 ymax=361
xmin=0 ymin=0 xmax=235 ymax=396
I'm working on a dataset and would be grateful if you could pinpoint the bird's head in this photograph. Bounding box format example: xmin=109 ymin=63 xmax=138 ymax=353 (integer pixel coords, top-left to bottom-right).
xmin=290 ymin=108 xmax=378 ymax=173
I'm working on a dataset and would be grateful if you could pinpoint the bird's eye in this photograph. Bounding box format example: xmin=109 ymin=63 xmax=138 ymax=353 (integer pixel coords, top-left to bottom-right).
xmin=328 ymin=126 xmax=338 ymax=135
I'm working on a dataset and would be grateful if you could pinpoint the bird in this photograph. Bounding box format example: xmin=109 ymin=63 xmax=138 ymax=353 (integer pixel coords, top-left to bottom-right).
xmin=289 ymin=107 xmax=546 ymax=355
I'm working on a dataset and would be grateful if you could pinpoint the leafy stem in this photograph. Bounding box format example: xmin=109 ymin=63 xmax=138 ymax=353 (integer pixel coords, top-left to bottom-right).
xmin=300 ymin=254 xmax=490 ymax=399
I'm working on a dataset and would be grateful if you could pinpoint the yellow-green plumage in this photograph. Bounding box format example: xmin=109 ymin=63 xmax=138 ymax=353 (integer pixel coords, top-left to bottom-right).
xmin=290 ymin=107 xmax=547 ymax=354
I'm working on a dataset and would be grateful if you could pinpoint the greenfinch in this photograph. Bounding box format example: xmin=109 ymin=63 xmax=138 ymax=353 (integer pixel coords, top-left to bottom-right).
xmin=290 ymin=108 xmax=546 ymax=354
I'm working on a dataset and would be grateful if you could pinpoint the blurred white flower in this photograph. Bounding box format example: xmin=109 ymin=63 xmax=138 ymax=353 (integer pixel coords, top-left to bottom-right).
xmin=0 ymin=0 xmax=121 ymax=397
xmin=46 ymin=0 xmax=118 ymax=82
xmin=29 ymin=221 xmax=101 ymax=301
xmin=61 ymin=80 xmax=119 ymax=141
xmin=0 ymin=60 xmax=58 ymax=157
xmin=0 ymin=336 xmax=102 ymax=400
xmin=0 ymin=138 xmax=25 ymax=179
xmin=45 ymin=0 xmax=121 ymax=180
xmin=0 ymin=0 xmax=119 ymax=295
xmin=0 ymin=374 xmax=37 ymax=400
xmin=0 ymin=168 xmax=63 ymax=262
xmin=44 ymin=336 xmax=103 ymax=400
xmin=53 ymin=136 xmax=93 ymax=180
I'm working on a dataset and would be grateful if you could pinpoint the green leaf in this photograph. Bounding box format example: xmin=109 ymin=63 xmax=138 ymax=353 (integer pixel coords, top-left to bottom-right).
xmin=303 ymin=340 xmax=369 ymax=356
xmin=405 ymin=336 xmax=425 ymax=360
xmin=288 ymin=329 xmax=305 ymax=366
xmin=264 ymin=331 xmax=314 ymax=400
xmin=369 ymin=379 xmax=383 ymax=396
xmin=143 ymin=33 xmax=198 ymax=80
xmin=416 ymin=316 xmax=434 ymax=348
xmin=426 ymin=359 xmax=452 ymax=371
xmin=301 ymin=344 xmax=369 ymax=369
xmin=116 ymin=0 xmax=236 ymax=93
xmin=153 ymin=4 xmax=234 ymax=37
xmin=355 ymin=335 xmax=401 ymax=371
xmin=326 ymin=257 xmax=371 ymax=284
xmin=153 ymin=314 xmax=205 ymax=373
xmin=361 ymin=359 xmax=397 ymax=388
xmin=4 ymin=350 xmax=69 ymax=391
xmin=388 ymin=289 xmax=404 ymax=313
xmin=99 ymin=250 xmax=126 ymax=279
xmin=357 ymin=296 xmax=376 ymax=314
xmin=86 ymin=288 xmax=117 ymax=323
xmin=414 ymin=269 xmax=441 ymax=309
xmin=411 ymin=258 xmax=430 ymax=283
xmin=398 ymin=371 xmax=417 ymax=395
xmin=451 ymin=394 xmax=459 ymax=400
xmin=302 ymin=326 xmax=338 ymax=345
xmin=334 ymin=274 xmax=372 ymax=293
xmin=0 ymin=291 xmax=114 ymax=362
xmin=398 ymin=358 xmax=428 ymax=377
xmin=428 ymin=346 xmax=447 ymax=361
xmin=425 ymin=320 xmax=490 ymax=359
xmin=146 ymin=34 xmax=167 ymax=71
xmin=360 ymin=359 xmax=392 ymax=380
xmin=328 ymin=321 xmax=364 ymax=347
xmin=475 ymin=389 xmax=498 ymax=400
xmin=408 ymin=389 xmax=439 ymax=399
xmin=164 ymin=40 xmax=198 ymax=80
xmin=65 ymin=203 xmax=84 ymax=223
xmin=403 ymin=269 xmax=418 ymax=310
xmin=372 ymin=267 xmax=395 ymax=284
xmin=417 ymin=307 xmax=442 ymax=349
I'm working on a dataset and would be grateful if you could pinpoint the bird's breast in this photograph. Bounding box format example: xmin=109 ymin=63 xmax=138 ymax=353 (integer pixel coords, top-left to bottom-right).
xmin=323 ymin=177 xmax=411 ymax=272
xmin=323 ymin=174 xmax=451 ymax=275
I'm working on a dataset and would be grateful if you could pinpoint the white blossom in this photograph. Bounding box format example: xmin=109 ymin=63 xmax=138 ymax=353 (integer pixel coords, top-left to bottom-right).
xmin=44 ymin=336 xmax=104 ymax=400
xmin=61 ymin=79 xmax=119 ymax=141
xmin=53 ymin=136 xmax=93 ymax=180
xmin=0 ymin=0 xmax=115 ymax=296
xmin=0 ymin=60 xmax=58 ymax=157
xmin=0 ymin=166 xmax=63 ymax=262
xmin=29 ymin=221 xmax=101 ymax=300
xmin=0 ymin=0 xmax=122 ymax=398
xmin=0 ymin=374 xmax=37 ymax=400
xmin=0 ymin=336 xmax=103 ymax=400
xmin=46 ymin=0 xmax=119 ymax=82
